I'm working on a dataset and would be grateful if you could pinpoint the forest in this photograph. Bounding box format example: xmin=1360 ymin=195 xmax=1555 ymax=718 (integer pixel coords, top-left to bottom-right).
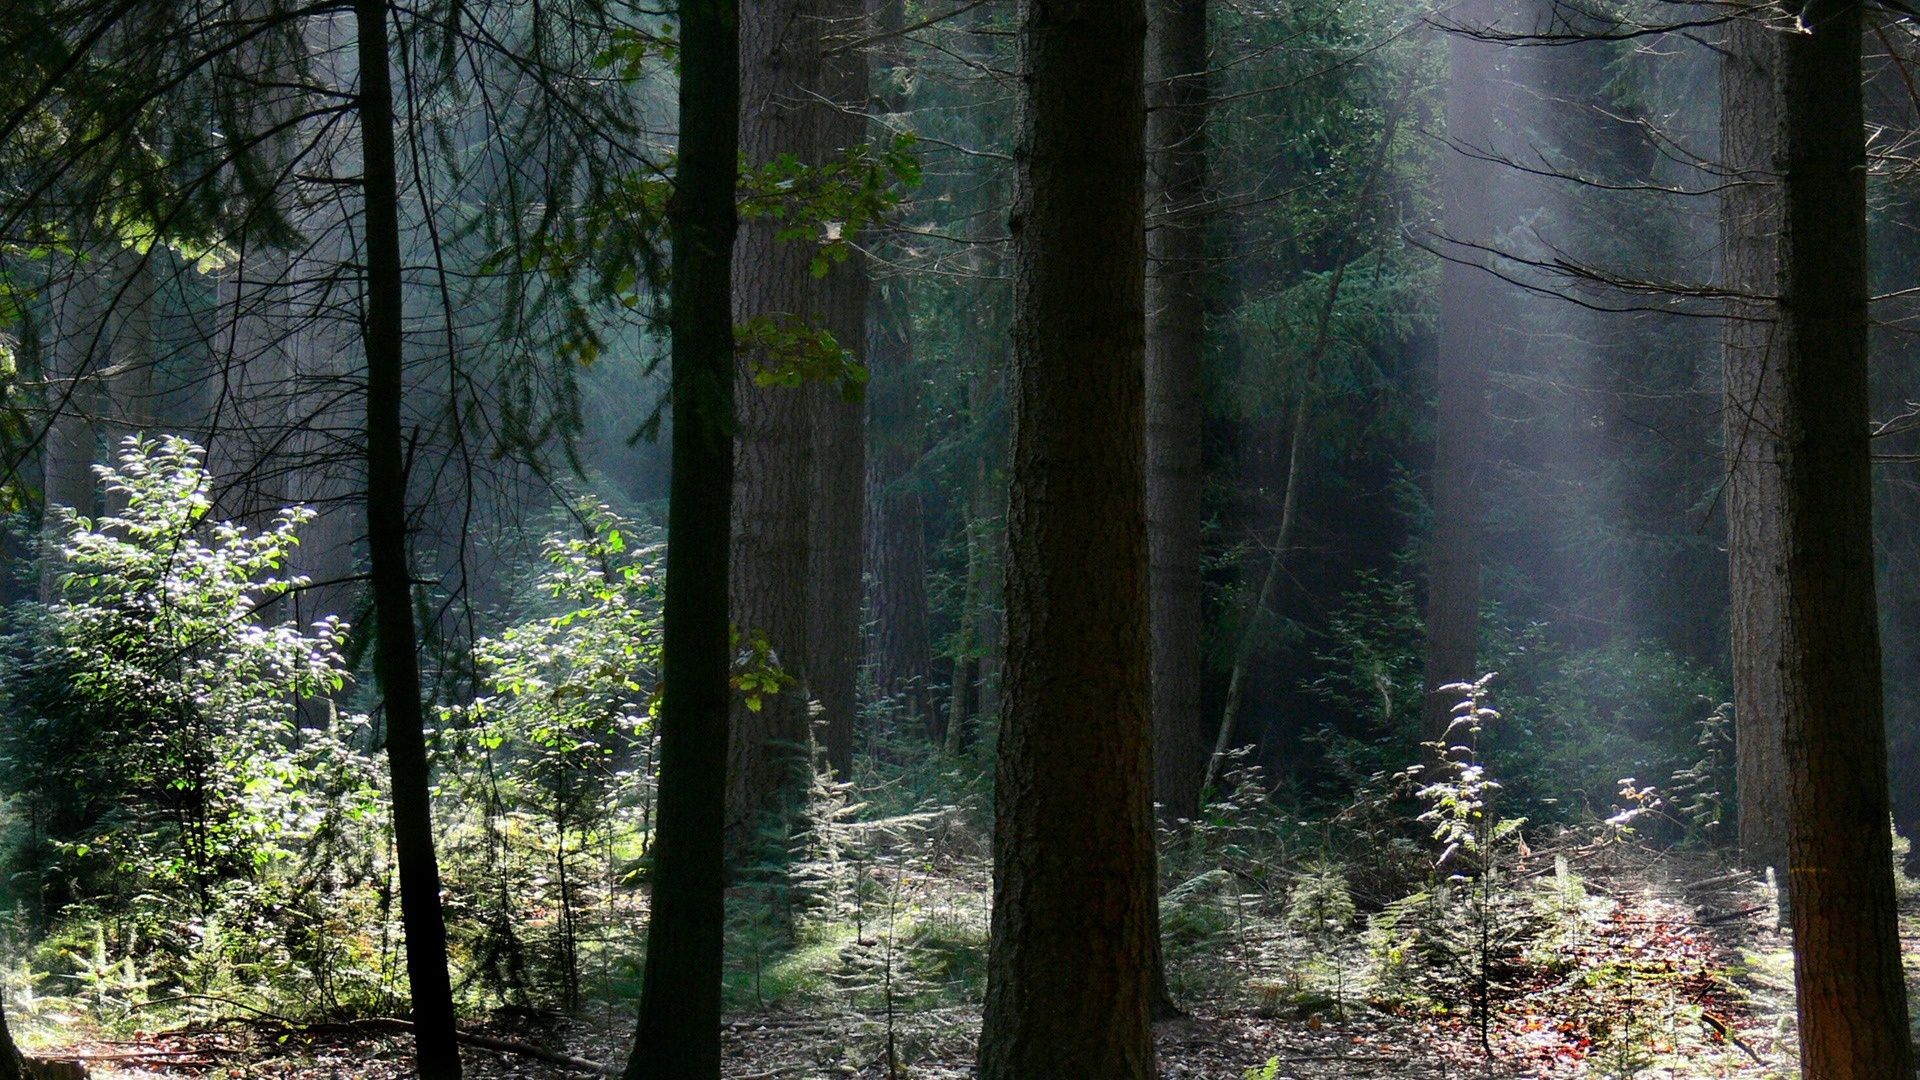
xmin=0 ymin=0 xmax=1915 ymax=1076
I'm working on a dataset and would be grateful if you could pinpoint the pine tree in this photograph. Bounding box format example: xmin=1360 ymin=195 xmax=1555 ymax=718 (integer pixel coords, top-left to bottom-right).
xmin=976 ymin=0 xmax=1158 ymax=1073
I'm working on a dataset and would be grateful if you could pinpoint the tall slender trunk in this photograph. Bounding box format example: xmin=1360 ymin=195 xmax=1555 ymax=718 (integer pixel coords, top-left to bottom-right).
xmin=40 ymin=248 xmax=106 ymax=602
xmin=621 ymin=2 xmax=738 ymax=1061
xmin=1145 ymin=0 xmax=1209 ymax=827
xmin=977 ymin=0 xmax=1156 ymax=1073
xmin=864 ymin=273 xmax=934 ymax=727
xmin=1421 ymin=4 xmax=1498 ymax=740
xmin=1719 ymin=0 xmax=1789 ymax=875
xmin=353 ymin=3 xmax=461 ymax=1075
xmin=727 ymin=0 xmax=828 ymax=833
xmin=807 ymin=0 xmax=872 ymax=779
xmin=1771 ymin=0 xmax=1915 ymax=1072
xmin=863 ymin=0 xmax=935 ymax=734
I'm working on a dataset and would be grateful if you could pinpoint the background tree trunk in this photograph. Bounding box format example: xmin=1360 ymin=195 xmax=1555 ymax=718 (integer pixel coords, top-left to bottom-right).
xmin=727 ymin=0 xmax=829 ymax=834
xmin=1772 ymin=0 xmax=1915 ymax=1072
xmin=1421 ymin=5 xmax=1498 ymax=740
xmin=354 ymin=2 xmax=461 ymax=1075
xmin=807 ymin=0 xmax=872 ymax=780
xmin=623 ymin=0 xmax=738 ymax=1072
xmin=1145 ymin=0 xmax=1210 ymax=826
xmin=1719 ymin=0 xmax=1790 ymax=875
xmin=977 ymin=0 xmax=1157 ymax=1073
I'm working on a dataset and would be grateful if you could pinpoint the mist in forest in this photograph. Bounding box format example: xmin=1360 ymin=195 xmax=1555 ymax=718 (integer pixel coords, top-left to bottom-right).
xmin=2 ymin=0 xmax=1920 ymax=1076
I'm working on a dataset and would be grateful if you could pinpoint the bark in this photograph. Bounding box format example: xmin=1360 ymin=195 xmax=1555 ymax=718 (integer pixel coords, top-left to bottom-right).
xmin=862 ymin=0 xmax=935 ymax=734
xmin=353 ymin=2 xmax=461 ymax=1075
xmin=622 ymin=0 xmax=738 ymax=1073
xmin=0 ymin=999 xmax=22 ymax=1080
xmin=863 ymin=273 xmax=934 ymax=727
xmin=727 ymin=0 xmax=828 ymax=833
xmin=1771 ymin=0 xmax=1916 ymax=1072
xmin=1145 ymin=0 xmax=1210 ymax=827
xmin=1719 ymin=1 xmax=1790 ymax=876
xmin=807 ymin=0 xmax=872 ymax=780
xmin=976 ymin=0 xmax=1157 ymax=1074
xmin=1421 ymin=5 xmax=1498 ymax=741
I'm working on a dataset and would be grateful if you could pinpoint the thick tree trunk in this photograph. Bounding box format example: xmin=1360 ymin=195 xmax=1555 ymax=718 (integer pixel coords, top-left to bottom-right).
xmin=807 ymin=0 xmax=872 ymax=780
xmin=353 ymin=3 xmax=461 ymax=1075
xmin=622 ymin=1 xmax=738 ymax=1073
xmin=1720 ymin=1 xmax=1790 ymax=875
xmin=976 ymin=0 xmax=1157 ymax=1074
xmin=1421 ymin=6 xmax=1498 ymax=740
xmin=1145 ymin=0 xmax=1209 ymax=827
xmin=727 ymin=0 xmax=828 ymax=833
xmin=1770 ymin=0 xmax=1916 ymax=1073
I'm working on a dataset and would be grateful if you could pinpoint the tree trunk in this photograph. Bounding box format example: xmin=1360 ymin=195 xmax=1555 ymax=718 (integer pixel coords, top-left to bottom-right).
xmin=1771 ymin=0 xmax=1916 ymax=1072
xmin=863 ymin=0 xmax=935 ymax=734
xmin=39 ymin=248 xmax=106 ymax=603
xmin=807 ymin=0 xmax=872 ymax=780
xmin=1421 ymin=5 xmax=1498 ymax=740
xmin=353 ymin=3 xmax=461 ymax=1075
xmin=622 ymin=0 xmax=738 ymax=1072
xmin=863 ymin=273 xmax=935 ymax=728
xmin=976 ymin=0 xmax=1157 ymax=1074
xmin=1145 ymin=0 xmax=1210 ymax=827
xmin=1719 ymin=0 xmax=1790 ymax=876
xmin=727 ymin=0 xmax=828 ymax=834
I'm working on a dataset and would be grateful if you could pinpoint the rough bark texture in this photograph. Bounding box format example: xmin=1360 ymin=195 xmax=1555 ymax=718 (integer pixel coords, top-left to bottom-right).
xmin=1421 ymin=2 xmax=1497 ymax=740
xmin=1771 ymin=0 xmax=1916 ymax=1072
xmin=1719 ymin=2 xmax=1790 ymax=876
xmin=623 ymin=1 xmax=738 ymax=1073
xmin=807 ymin=0 xmax=872 ymax=779
xmin=354 ymin=3 xmax=461 ymax=1075
xmin=1145 ymin=0 xmax=1209 ymax=826
xmin=727 ymin=0 xmax=827 ymax=833
xmin=976 ymin=0 xmax=1157 ymax=1074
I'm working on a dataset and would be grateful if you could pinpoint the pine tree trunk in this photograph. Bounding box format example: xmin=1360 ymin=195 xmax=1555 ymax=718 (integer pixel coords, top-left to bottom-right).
xmin=1145 ymin=0 xmax=1209 ymax=827
xmin=1719 ymin=0 xmax=1790 ymax=875
xmin=1771 ymin=0 xmax=1916 ymax=1072
xmin=40 ymin=248 xmax=106 ymax=602
xmin=1421 ymin=6 xmax=1498 ymax=740
xmin=864 ymin=274 xmax=934 ymax=727
xmin=977 ymin=0 xmax=1157 ymax=1073
xmin=353 ymin=3 xmax=461 ymax=1075
xmin=807 ymin=0 xmax=872 ymax=780
xmin=623 ymin=0 xmax=738 ymax=1072
xmin=863 ymin=0 xmax=935 ymax=734
xmin=727 ymin=0 xmax=828 ymax=832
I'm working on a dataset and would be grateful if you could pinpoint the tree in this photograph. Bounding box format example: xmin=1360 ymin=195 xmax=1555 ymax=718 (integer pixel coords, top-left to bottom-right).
xmin=1421 ymin=2 xmax=1499 ymax=740
xmin=621 ymin=0 xmax=739 ymax=1072
xmin=1766 ymin=0 xmax=1916 ymax=1071
xmin=353 ymin=1 xmax=461 ymax=1073
xmin=1145 ymin=0 xmax=1210 ymax=825
xmin=1719 ymin=0 xmax=1790 ymax=875
xmin=976 ymin=0 xmax=1158 ymax=1073
xmin=727 ymin=0 xmax=829 ymax=832
xmin=807 ymin=0 xmax=872 ymax=780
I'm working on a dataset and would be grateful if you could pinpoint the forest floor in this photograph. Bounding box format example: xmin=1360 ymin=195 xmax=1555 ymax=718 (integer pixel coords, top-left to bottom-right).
xmin=21 ymin=841 xmax=1850 ymax=1080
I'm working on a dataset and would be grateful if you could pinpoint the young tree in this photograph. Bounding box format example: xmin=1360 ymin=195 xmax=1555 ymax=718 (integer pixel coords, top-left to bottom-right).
xmin=1145 ymin=0 xmax=1211 ymax=825
xmin=1719 ymin=0 xmax=1789 ymax=874
xmin=976 ymin=0 xmax=1158 ymax=1074
xmin=353 ymin=1 xmax=461 ymax=1073
xmin=1767 ymin=0 xmax=1916 ymax=1071
xmin=622 ymin=0 xmax=739 ymax=1073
